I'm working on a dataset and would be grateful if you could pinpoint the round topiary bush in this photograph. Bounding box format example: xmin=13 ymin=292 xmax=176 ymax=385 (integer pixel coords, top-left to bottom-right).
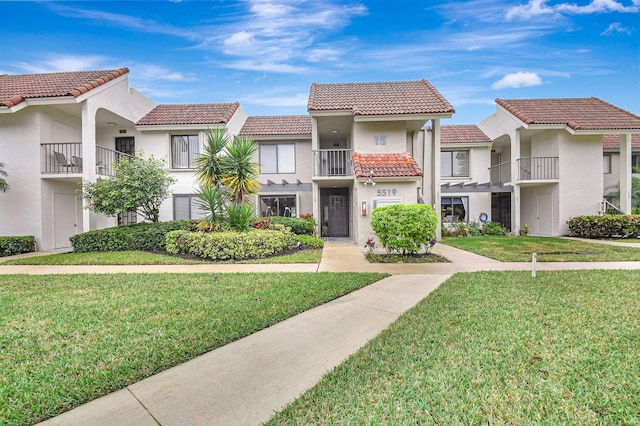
xmin=370 ymin=204 xmax=438 ymax=254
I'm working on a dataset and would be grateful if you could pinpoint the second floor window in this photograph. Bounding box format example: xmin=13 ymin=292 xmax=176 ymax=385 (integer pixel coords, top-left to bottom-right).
xmin=171 ymin=135 xmax=199 ymax=169
xmin=441 ymin=150 xmax=469 ymax=177
xmin=260 ymin=143 xmax=295 ymax=174
xmin=603 ymin=154 xmax=611 ymax=174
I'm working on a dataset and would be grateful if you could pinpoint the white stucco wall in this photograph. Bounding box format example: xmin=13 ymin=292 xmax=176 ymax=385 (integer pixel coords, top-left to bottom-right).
xmin=352 ymin=121 xmax=408 ymax=153
xmin=557 ymin=133 xmax=603 ymax=234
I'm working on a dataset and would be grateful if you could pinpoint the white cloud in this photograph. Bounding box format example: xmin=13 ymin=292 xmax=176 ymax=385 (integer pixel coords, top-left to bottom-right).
xmin=492 ymin=72 xmax=543 ymax=89
xmin=506 ymin=0 xmax=639 ymax=20
xmin=601 ymin=22 xmax=633 ymax=35
xmin=223 ymin=60 xmax=307 ymax=73
xmin=15 ymin=55 xmax=111 ymax=73
xmin=242 ymin=91 xmax=309 ymax=107
xmin=135 ymin=65 xmax=198 ymax=82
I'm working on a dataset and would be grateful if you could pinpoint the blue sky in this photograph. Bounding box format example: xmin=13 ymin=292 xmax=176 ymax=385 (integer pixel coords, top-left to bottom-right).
xmin=2 ymin=0 xmax=639 ymax=124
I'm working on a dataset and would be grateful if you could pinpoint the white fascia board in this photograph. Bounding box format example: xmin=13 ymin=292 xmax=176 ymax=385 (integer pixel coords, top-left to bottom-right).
xmin=136 ymin=124 xmax=226 ymax=132
xmin=441 ymin=142 xmax=493 ymax=149
xmin=571 ymin=129 xmax=640 ymax=136
xmin=354 ymin=113 xmax=453 ymax=122
xmin=358 ymin=176 xmax=422 ymax=183
xmin=23 ymin=96 xmax=77 ymax=106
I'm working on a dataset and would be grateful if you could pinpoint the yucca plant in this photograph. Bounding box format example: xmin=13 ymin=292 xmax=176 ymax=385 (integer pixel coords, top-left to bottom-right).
xmin=226 ymin=202 xmax=254 ymax=232
xmin=194 ymin=128 xmax=228 ymax=189
xmin=220 ymin=136 xmax=260 ymax=203
xmin=193 ymin=186 xmax=228 ymax=231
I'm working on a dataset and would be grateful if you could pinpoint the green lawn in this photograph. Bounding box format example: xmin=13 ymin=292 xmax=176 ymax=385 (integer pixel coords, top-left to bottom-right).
xmin=442 ymin=236 xmax=640 ymax=262
xmin=268 ymin=270 xmax=640 ymax=424
xmin=0 ymin=272 xmax=386 ymax=426
xmin=0 ymin=249 xmax=323 ymax=265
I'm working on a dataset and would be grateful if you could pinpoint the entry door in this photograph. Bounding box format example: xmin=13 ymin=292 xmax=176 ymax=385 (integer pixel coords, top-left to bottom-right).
xmin=536 ymin=193 xmax=553 ymax=236
xmin=328 ymin=195 xmax=349 ymax=237
xmin=53 ymin=193 xmax=78 ymax=248
xmin=115 ymin=137 xmax=135 ymax=155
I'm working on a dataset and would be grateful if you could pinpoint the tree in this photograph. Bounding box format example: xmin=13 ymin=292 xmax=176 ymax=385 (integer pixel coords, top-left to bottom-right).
xmin=220 ymin=136 xmax=260 ymax=203
xmin=82 ymin=154 xmax=175 ymax=222
xmin=0 ymin=162 xmax=8 ymax=192
xmin=194 ymin=128 xmax=228 ymax=189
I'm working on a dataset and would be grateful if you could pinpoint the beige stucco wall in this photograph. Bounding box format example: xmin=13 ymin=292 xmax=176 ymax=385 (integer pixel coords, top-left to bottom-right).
xmin=352 ymin=121 xmax=408 ymax=153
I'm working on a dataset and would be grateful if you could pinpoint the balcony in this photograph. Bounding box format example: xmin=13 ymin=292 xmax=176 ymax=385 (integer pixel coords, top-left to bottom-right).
xmin=41 ymin=143 xmax=133 ymax=176
xmin=489 ymin=157 xmax=558 ymax=184
xmin=313 ymin=149 xmax=353 ymax=177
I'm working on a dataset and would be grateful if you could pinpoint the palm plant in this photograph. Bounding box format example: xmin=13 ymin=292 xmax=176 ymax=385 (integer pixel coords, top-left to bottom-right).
xmin=194 ymin=128 xmax=228 ymax=189
xmin=193 ymin=186 xmax=228 ymax=230
xmin=0 ymin=162 xmax=9 ymax=192
xmin=220 ymin=136 xmax=260 ymax=203
xmin=226 ymin=202 xmax=254 ymax=232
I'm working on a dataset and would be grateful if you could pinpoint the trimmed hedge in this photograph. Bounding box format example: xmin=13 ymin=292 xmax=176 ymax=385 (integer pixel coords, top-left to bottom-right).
xmin=70 ymin=220 xmax=190 ymax=253
xmin=296 ymin=234 xmax=324 ymax=248
xmin=371 ymin=204 xmax=438 ymax=254
xmin=166 ymin=228 xmax=298 ymax=261
xmin=0 ymin=236 xmax=36 ymax=257
xmin=567 ymin=215 xmax=640 ymax=238
xmin=268 ymin=217 xmax=315 ymax=235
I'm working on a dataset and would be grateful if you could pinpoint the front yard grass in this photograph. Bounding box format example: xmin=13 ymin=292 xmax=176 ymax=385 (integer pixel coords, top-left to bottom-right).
xmin=268 ymin=270 xmax=640 ymax=424
xmin=442 ymin=236 xmax=640 ymax=262
xmin=0 ymin=248 xmax=323 ymax=265
xmin=0 ymin=272 xmax=386 ymax=426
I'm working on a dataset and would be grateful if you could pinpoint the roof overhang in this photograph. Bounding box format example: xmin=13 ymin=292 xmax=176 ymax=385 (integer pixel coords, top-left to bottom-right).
xmin=354 ymin=113 xmax=453 ymax=122
xmin=441 ymin=182 xmax=513 ymax=193
xmin=248 ymin=134 xmax=311 ymax=141
xmin=358 ymin=176 xmax=422 ymax=183
xmin=442 ymin=142 xmax=493 ymax=149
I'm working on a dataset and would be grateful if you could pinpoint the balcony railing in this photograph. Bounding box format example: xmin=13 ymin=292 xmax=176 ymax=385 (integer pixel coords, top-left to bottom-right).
xmin=313 ymin=149 xmax=353 ymax=177
xmin=41 ymin=143 xmax=83 ymax=174
xmin=518 ymin=157 xmax=558 ymax=181
xmin=96 ymin=145 xmax=133 ymax=176
xmin=41 ymin=143 xmax=133 ymax=176
xmin=489 ymin=161 xmax=511 ymax=184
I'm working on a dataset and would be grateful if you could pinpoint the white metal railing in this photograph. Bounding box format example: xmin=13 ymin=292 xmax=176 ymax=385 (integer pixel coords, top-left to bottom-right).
xmin=313 ymin=149 xmax=353 ymax=177
xmin=518 ymin=157 xmax=558 ymax=180
xmin=489 ymin=161 xmax=511 ymax=184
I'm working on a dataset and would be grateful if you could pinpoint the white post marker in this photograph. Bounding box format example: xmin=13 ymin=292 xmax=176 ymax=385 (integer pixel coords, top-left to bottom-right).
xmin=532 ymin=252 xmax=537 ymax=278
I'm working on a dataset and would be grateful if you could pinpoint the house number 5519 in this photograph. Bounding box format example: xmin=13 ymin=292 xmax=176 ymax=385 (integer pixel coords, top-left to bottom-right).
xmin=376 ymin=189 xmax=397 ymax=196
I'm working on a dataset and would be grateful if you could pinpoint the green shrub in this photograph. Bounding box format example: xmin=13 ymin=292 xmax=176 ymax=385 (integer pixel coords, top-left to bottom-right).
xmin=71 ymin=220 xmax=190 ymax=252
xmin=568 ymin=215 xmax=640 ymax=238
xmin=166 ymin=228 xmax=297 ymax=260
xmin=370 ymin=204 xmax=438 ymax=254
xmin=0 ymin=236 xmax=36 ymax=257
xmin=296 ymin=234 xmax=324 ymax=248
xmin=482 ymin=221 xmax=508 ymax=236
xmin=226 ymin=203 xmax=254 ymax=232
xmin=269 ymin=216 xmax=315 ymax=235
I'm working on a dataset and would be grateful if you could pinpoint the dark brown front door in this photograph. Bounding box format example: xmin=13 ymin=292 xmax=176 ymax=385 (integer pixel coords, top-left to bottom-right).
xmin=321 ymin=188 xmax=349 ymax=237
xmin=115 ymin=137 xmax=135 ymax=156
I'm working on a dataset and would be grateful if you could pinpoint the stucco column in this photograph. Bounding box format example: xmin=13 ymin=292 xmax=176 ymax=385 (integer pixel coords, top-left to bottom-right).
xmin=511 ymin=130 xmax=521 ymax=233
xmin=431 ymin=119 xmax=442 ymax=239
xmin=619 ymin=133 xmax=632 ymax=214
xmin=81 ymin=101 xmax=98 ymax=233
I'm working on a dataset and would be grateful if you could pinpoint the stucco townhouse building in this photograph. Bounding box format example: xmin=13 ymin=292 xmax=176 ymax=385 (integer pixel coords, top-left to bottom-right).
xmin=1 ymin=67 xmax=639 ymax=250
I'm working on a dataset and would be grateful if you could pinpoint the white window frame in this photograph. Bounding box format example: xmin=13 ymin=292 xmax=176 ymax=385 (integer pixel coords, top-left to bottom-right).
xmin=603 ymin=154 xmax=611 ymax=174
xmin=259 ymin=143 xmax=296 ymax=174
xmin=173 ymin=194 xmax=207 ymax=220
xmin=441 ymin=196 xmax=469 ymax=223
xmin=259 ymin=195 xmax=297 ymax=217
xmin=441 ymin=150 xmax=469 ymax=178
xmin=171 ymin=134 xmax=199 ymax=169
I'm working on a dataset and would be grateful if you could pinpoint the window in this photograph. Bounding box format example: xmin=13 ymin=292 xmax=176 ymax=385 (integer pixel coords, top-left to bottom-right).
xmin=260 ymin=144 xmax=295 ymax=173
xmin=260 ymin=196 xmax=296 ymax=217
xmin=441 ymin=150 xmax=469 ymax=177
xmin=633 ymin=154 xmax=640 ymax=170
xmin=171 ymin=135 xmax=199 ymax=169
xmin=173 ymin=194 xmax=207 ymax=220
xmin=441 ymin=197 xmax=468 ymax=222
xmin=603 ymin=154 xmax=611 ymax=174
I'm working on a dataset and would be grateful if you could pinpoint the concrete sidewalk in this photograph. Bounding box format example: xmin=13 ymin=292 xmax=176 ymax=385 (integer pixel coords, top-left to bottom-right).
xmin=39 ymin=274 xmax=449 ymax=426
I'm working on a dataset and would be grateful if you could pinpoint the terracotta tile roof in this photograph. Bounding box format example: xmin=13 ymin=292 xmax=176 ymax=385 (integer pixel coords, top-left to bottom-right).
xmin=238 ymin=115 xmax=311 ymax=136
xmin=308 ymin=80 xmax=455 ymax=116
xmin=136 ymin=103 xmax=240 ymax=126
xmin=352 ymin=152 xmax=423 ymax=178
xmin=496 ymin=97 xmax=640 ymax=131
xmin=441 ymin=124 xmax=492 ymax=144
xmin=603 ymin=134 xmax=640 ymax=149
xmin=0 ymin=68 xmax=129 ymax=108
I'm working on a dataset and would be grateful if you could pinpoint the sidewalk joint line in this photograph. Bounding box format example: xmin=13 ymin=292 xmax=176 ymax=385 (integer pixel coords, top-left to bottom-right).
xmin=127 ymin=387 xmax=162 ymax=425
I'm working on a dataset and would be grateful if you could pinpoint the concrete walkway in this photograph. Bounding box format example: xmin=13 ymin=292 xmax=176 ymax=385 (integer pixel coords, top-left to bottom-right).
xmin=0 ymin=241 xmax=634 ymax=425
